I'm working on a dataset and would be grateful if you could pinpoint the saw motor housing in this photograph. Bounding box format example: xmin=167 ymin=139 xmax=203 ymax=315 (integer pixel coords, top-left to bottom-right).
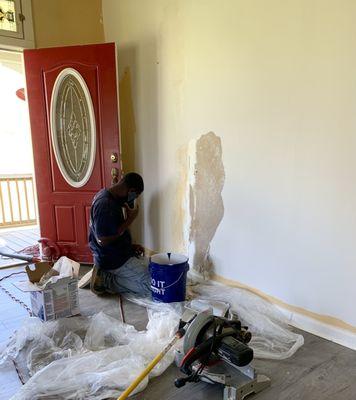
xmin=176 ymin=312 xmax=254 ymax=386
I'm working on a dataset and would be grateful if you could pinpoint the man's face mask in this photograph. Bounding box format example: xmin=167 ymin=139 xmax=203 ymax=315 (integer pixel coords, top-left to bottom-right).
xmin=127 ymin=191 xmax=138 ymax=208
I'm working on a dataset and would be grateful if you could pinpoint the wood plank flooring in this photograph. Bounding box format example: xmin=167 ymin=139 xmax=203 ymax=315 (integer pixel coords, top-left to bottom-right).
xmin=0 ymin=264 xmax=355 ymax=400
xmin=136 ymin=332 xmax=356 ymax=400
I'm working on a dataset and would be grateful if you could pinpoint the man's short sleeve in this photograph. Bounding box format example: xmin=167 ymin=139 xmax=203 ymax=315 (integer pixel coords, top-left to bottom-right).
xmin=92 ymin=198 xmax=118 ymax=238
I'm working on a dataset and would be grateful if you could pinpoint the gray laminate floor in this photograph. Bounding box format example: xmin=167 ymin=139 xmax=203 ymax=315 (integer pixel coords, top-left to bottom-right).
xmin=134 ymin=329 xmax=356 ymax=400
xmin=0 ymin=264 xmax=355 ymax=400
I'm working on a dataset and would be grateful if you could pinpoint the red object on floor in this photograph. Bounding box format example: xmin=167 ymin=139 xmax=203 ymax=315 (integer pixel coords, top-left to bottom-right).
xmin=18 ymin=243 xmax=40 ymax=258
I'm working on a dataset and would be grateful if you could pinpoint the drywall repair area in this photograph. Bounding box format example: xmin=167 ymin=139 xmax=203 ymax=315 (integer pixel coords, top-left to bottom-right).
xmin=189 ymin=132 xmax=225 ymax=278
xmin=103 ymin=0 xmax=356 ymax=348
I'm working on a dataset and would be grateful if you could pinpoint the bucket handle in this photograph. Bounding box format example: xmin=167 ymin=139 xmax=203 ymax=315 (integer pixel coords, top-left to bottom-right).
xmin=152 ymin=271 xmax=186 ymax=290
xmin=160 ymin=272 xmax=184 ymax=289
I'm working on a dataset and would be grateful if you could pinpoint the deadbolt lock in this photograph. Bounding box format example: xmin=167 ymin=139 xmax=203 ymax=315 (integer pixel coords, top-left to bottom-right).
xmin=110 ymin=152 xmax=118 ymax=163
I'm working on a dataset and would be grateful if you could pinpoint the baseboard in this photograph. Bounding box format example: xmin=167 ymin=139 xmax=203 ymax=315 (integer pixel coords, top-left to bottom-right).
xmin=211 ymin=273 xmax=356 ymax=351
xmin=141 ymin=258 xmax=356 ymax=350
xmin=276 ymin=305 xmax=356 ymax=351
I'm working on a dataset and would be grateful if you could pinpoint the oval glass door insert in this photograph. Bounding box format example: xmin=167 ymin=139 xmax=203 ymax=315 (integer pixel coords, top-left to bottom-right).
xmin=50 ymin=68 xmax=96 ymax=187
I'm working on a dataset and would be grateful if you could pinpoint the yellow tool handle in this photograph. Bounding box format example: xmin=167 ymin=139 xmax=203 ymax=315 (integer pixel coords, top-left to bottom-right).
xmin=117 ymin=335 xmax=179 ymax=400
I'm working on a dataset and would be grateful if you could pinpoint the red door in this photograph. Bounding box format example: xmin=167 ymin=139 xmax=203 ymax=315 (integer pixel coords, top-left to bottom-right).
xmin=24 ymin=43 xmax=121 ymax=263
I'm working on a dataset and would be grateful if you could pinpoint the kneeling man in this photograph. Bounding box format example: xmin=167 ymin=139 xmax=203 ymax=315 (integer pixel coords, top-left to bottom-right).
xmin=89 ymin=172 xmax=151 ymax=296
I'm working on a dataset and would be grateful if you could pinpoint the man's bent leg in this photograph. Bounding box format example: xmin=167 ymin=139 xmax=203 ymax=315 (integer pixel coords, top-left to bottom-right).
xmin=102 ymin=257 xmax=151 ymax=297
xmin=90 ymin=265 xmax=107 ymax=295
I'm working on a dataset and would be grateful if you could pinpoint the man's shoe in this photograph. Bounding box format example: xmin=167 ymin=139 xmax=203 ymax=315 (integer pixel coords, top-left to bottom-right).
xmin=90 ymin=266 xmax=107 ymax=295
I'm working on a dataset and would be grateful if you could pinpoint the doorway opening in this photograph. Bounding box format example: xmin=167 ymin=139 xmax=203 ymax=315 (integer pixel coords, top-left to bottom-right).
xmin=0 ymin=49 xmax=39 ymax=267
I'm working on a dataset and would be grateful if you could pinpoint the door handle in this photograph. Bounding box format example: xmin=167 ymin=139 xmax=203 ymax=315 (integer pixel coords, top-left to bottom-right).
xmin=111 ymin=167 xmax=119 ymax=184
xmin=110 ymin=152 xmax=118 ymax=163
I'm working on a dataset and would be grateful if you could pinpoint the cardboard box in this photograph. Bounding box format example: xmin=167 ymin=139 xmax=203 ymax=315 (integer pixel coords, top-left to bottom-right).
xmin=14 ymin=258 xmax=80 ymax=321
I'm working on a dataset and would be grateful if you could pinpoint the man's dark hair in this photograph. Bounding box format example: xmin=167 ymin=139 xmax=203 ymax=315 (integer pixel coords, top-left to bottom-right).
xmin=123 ymin=172 xmax=144 ymax=193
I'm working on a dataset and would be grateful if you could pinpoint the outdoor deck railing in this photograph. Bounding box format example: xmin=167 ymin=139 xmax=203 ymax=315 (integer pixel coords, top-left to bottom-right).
xmin=0 ymin=174 xmax=37 ymax=228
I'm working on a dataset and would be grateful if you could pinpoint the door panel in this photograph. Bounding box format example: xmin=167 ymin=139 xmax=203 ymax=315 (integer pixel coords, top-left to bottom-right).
xmin=54 ymin=206 xmax=76 ymax=242
xmin=24 ymin=43 xmax=121 ymax=262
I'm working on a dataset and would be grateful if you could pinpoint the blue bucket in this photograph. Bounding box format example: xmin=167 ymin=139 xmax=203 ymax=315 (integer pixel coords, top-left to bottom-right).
xmin=149 ymin=253 xmax=189 ymax=303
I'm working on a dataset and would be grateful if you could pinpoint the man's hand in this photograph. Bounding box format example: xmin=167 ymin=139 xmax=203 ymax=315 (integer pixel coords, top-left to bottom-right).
xmin=124 ymin=202 xmax=139 ymax=222
xmin=97 ymin=202 xmax=140 ymax=246
xmin=132 ymin=244 xmax=145 ymax=257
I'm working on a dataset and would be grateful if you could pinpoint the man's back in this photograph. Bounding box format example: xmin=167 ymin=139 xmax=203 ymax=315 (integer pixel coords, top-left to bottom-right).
xmin=89 ymin=189 xmax=133 ymax=270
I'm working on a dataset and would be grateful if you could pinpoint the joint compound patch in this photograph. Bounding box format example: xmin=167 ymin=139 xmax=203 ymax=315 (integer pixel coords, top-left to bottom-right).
xmin=189 ymin=132 xmax=225 ymax=278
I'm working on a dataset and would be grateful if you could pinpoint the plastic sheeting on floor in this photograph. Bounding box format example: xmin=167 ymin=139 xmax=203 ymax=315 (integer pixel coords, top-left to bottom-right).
xmin=0 ymin=282 xmax=304 ymax=399
xmin=0 ymin=309 xmax=180 ymax=399
xmin=193 ymin=283 xmax=304 ymax=359
xmin=124 ymin=282 xmax=304 ymax=360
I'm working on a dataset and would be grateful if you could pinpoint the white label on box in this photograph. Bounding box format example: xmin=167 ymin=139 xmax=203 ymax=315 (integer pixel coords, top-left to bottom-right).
xmin=43 ymin=289 xmax=55 ymax=321
xmin=30 ymin=278 xmax=79 ymax=321
xmin=68 ymin=280 xmax=80 ymax=315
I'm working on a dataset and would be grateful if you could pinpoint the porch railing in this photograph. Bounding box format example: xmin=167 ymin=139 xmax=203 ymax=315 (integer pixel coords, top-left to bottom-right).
xmin=0 ymin=174 xmax=37 ymax=228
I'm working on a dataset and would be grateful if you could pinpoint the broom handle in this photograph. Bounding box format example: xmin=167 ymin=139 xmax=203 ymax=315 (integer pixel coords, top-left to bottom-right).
xmin=117 ymin=335 xmax=180 ymax=400
xmin=0 ymin=250 xmax=38 ymax=263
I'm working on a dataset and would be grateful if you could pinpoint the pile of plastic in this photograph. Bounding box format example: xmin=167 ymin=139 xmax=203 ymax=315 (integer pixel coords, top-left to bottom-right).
xmin=125 ymin=282 xmax=304 ymax=360
xmin=0 ymin=282 xmax=304 ymax=399
xmin=0 ymin=309 xmax=180 ymax=399
xmin=193 ymin=283 xmax=304 ymax=359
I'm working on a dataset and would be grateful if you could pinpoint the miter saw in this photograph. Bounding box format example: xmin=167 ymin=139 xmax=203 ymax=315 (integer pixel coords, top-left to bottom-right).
xmin=174 ymin=305 xmax=271 ymax=400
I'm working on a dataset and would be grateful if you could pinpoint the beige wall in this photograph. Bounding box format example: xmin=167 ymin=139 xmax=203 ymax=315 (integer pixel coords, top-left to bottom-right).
xmin=32 ymin=0 xmax=104 ymax=48
xmin=102 ymin=0 xmax=356 ymax=334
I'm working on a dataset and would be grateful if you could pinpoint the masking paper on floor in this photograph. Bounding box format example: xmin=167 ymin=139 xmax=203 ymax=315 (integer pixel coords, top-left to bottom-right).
xmin=0 ymin=310 xmax=180 ymax=399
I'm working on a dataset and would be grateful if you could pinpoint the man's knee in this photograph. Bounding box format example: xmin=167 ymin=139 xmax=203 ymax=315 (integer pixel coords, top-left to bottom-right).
xmin=90 ymin=265 xmax=107 ymax=295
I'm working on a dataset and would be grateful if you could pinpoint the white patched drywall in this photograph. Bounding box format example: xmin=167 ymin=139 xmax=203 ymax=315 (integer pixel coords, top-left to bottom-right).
xmin=103 ymin=0 xmax=356 ymax=329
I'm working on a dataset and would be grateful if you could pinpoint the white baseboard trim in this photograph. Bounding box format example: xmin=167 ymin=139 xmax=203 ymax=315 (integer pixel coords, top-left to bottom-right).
xmin=277 ymin=306 xmax=356 ymax=351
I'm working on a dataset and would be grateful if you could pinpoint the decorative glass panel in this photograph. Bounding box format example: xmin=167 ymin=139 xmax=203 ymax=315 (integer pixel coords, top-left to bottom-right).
xmin=0 ymin=0 xmax=17 ymax=32
xmin=50 ymin=68 xmax=96 ymax=188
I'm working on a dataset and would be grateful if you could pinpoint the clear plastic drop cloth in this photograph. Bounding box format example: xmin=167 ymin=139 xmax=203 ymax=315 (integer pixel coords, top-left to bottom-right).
xmin=192 ymin=282 xmax=304 ymax=359
xmin=0 ymin=309 xmax=180 ymax=400
xmin=124 ymin=282 xmax=304 ymax=360
xmin=0 ymin=281 xmax=303 ymax=399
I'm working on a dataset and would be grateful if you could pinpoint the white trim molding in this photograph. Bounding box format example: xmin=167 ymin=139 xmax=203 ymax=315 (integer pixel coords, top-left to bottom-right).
xmin=211 ymin=273 xmax=356 ymax=351
xmin=277 ymin=305 xmax=356 ymax=351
